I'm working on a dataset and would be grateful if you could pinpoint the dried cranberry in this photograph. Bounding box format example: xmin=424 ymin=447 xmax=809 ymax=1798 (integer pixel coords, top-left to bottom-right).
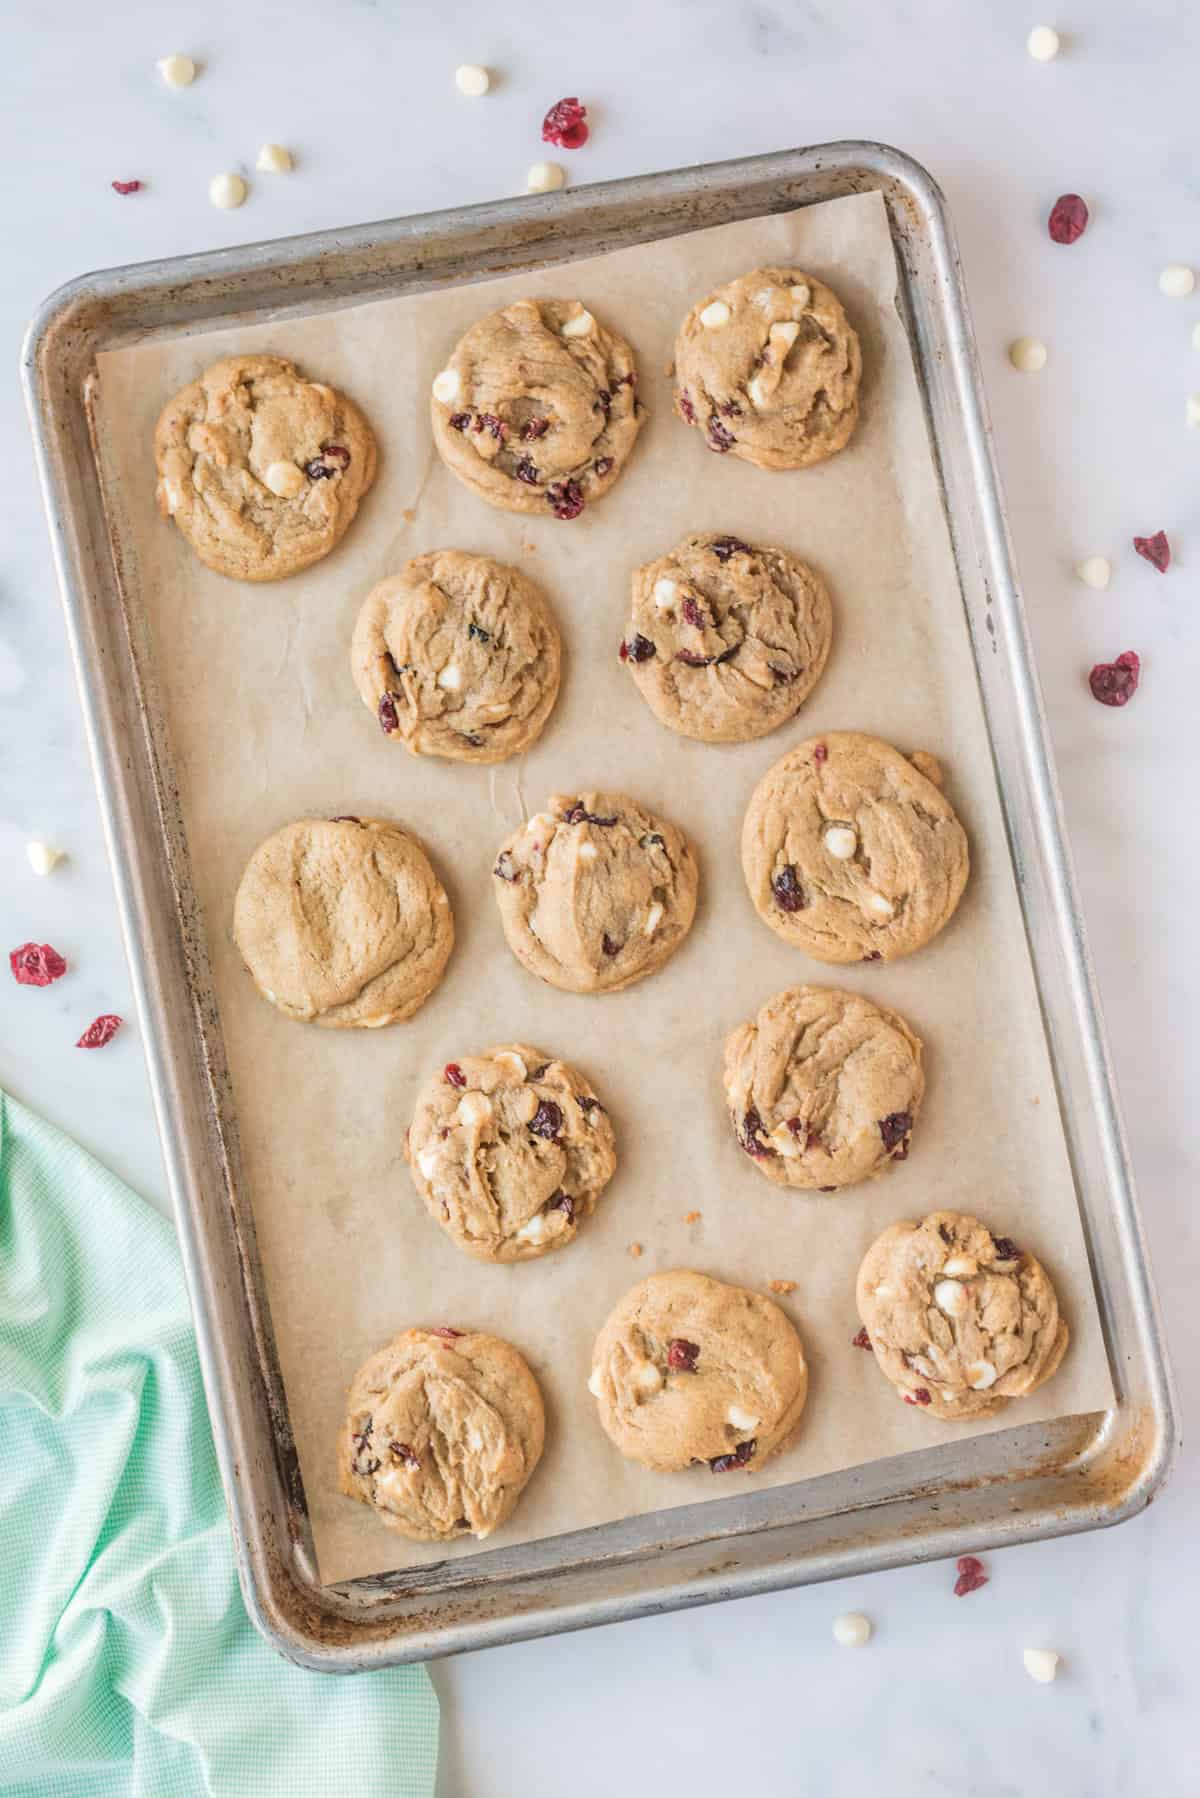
xmin=1089 ymin=650 xmax=1140 ymax=707
xmin=739 ymin=1105 xmax=773 ymax=1160
xmin=813 ymin=743 xmax=828 ymax=763
xmin=542 ymin=96 xmax=589 ymax=150
xmin=478 ymin=413 xmax=508 ymax=441
xmin=594 ymin=390 xmax=612 ymax=414
xmin=667 ymin=1338 xmax=700 ymax=1372
xmin=329 ymin=815 xmax=361 ymax=824
xmin=351 ymin=1423 xmax=380 ymax=1476
xmin=562 ymin=804 xmax=617 ymax=826
xmin=577 ymin=1095 xmax=605 ymax=1118
xmin=390 ymin=1441 xmax=420 ymax=1469
xmin=77 ymin=1013 xmax=123 ymax=1050
xmin=990 ymin=1236 xmax=1020 ymax=1261
xmin=547 ymin=478 xmax=585 ymax=520
xmin=321 ymin=443 xmax=351 ymax=467
xmin=769 ymin=663 xmax=797 ymax=683
xmin=771 ymin=865 xmax=806 ymax=912
xmin=717 ymin=400 xmax=743 ymax=418
xmin=547 ymin=1190 xmax=575 ymax=1220
xmin=620 ymin=633 xmax=656 ymax=664
xmin=529 ymin=1099 xmax=563 ymax=1140
xmin=709 ymin=1439 xmax=756 ymax=1472
xmin=449 ymin=412 xmax=471 ymax=431
xmin=1133 ymin=531 xmax=1170 ymax=572
xmin=706 ymin=415 xmax=736 ymax=453
xmin=903 ymin=1388 xmax=932 ymax=1407
xmin=521 ymin=417 xmax=550 ymax=441
xmin=879 ymin=1111 xmax=913 ymax=1154
xmin=640 ymin=832 xmax=665 ymax=851
xmin=527 ymin=1063 xmax=551 ymax=1081
xmin=678 ymin=390 xmax=696 ymax=425
xmin=493 ymin=851 xmax=517 ymax=881
xmin=852 ymin=1327 xmax=872 ymax=1350
xmin=10 ymin=942 xmax=68 ymax=987
xmin=378 ymin=692 xmax=400 ymax=734
xmin=515 ymin=456 xmax=541 ymax=486
xmin=615 ymin=371 xmax=637 ymax=390
xmin=863 ymin=950 xmax=882 ymax=962
xmin=111 ymin=179 xmax=142 ymax=195
xmin=1047 ymin=193 xmax=1089 ymax=245
xmin=681 ymin=597 xmax=706 ymax=629
xmin=429 ymin=1326 xmax=463 ymax=1339
xmin=953 ymin=1555 xmax=989 ymax=1597
xmin=938 ymin=1222 xmax=953 ymax=1243
xmin=468 ymin=621 xmax=491 ymax=644
xmin=306 ymin=458 xmax=336 ymax=480
xmin=444 ymin=1063 xmax=467 ymax=1088
xmin=593 ymin=456 xmax=614 ymax=477
xmin=710 ymin=537 xmax=752 ymax=562
xmin=601 ymin=933 xmax=622 ymax=957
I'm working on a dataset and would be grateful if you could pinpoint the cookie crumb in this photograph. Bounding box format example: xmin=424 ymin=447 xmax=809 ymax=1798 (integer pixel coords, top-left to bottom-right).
xmin=683 ymin=1210 xmax=702 ymax=1224
xmin=768 ymin=1279 xmax=796 ymax=1295
xmin=908 ymin=749 xmax=943 ymax=787
xmin=628 ymin=1241 xmax=644 ymax=1258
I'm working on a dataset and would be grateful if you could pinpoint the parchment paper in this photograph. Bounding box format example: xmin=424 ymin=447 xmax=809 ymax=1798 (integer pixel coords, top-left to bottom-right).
xmin=93 ymin=191 xmax=1114 ymax=1585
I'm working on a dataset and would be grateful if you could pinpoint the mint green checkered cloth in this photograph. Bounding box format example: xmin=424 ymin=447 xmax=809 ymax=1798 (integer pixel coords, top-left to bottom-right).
xmin=0 ymin=1089 xmax=438 ymax=1797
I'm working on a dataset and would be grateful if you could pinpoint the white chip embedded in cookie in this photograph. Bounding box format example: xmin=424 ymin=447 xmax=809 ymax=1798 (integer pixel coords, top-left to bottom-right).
xmin=621 ymin=532 xmax=833 ymax=743
xmin=856 ymin=1211 xmax=1070 ymax=1421
xmin=154 ymin=354 xmax=377 ymax=580
xmin=673 ymin=268 xmax=861 ymax=471
xmin=741 ymin=731 xmax=970 ymax=962
xmin=351 ymin=550 xmax=561 ymax=762
xmin=589 ymin=1270 xmax=808 ymax=1473
xmin=407 ymin=1045 xmax=616 ymax=1261
xmin=724 ymin=985 xmax=924 ymax=1190
xmin=430 ymin=298 xmax=642 ymax=519
xmin=338 ymin=1327 xmax=544 ymax=1542
xmin=491 ymin=792 xmax=698 ymax=994
xmin=232 ymin=816 xmax=452 ymax=1027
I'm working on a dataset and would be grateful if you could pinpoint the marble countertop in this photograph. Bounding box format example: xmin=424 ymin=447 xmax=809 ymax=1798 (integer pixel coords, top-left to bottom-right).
xmin=1 ymin=2 xmax=1195 ymax=1791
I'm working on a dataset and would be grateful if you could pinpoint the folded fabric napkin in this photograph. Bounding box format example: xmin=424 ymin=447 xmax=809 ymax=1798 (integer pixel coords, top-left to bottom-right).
xmin=0 ymin=1089 xmax=439 ymax=1798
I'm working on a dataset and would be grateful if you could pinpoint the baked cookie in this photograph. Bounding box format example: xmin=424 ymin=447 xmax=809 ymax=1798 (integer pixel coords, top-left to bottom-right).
xmin=724 ymin=985 xmax=924 ymax=1190
xmin=741 ymin=731 xmax=970 ymax=963
xmin=673 ymin=268 xmax=861 ymax=471
xmin=588 ymin=1270 xmax=808 ymax=1474
xmin=351 ymin=550 xmax=561 ymax=763
xmin=232 ymin=816 xmax=453 ymax=1027
xmin=856 ymin=1211 xmax=1069 ymax=1422
xmin=338 ymin=1327 xmax=545 ymax=1542
xmin=407 ymin=1044 xmax=616 ymax=1262
xmin=154 ymin=354 xmax=376 ymax=581
xmin=430 ymin=298 xmax=642 ymax=520
xmin=620 ymin=533 xmax=833 ymax=744
xmin=491 ymin=792 xmax=698 ymax=994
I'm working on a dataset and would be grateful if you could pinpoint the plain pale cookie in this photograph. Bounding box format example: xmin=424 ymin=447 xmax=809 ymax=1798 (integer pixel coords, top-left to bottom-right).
xmin=232 ymin=816 xmax=453 ymax=1027
xmin=856 ymin=1210 xmax=1069 ymax=1422
xmin=492 ymin=792 xmax=698 ymax=994
xmin=431 ymin=298 xmax=642 ymax=520
xmin=338 ymin=1327 xmax=544 ymax=1542
xmin=673 ymin=268 xmax=861 ymax=471
xmin=351 ymin=550 xmax=561 ymax=763
xmin=724 ymin=985 xmax=924 ymax=1190
xmin=589 ymin=1270 xmax=808 ymax=1474
xmin=407 ymin=1044 xmax=616 ymax=1262
xmin=741 ymin=731 xmax=970 ymax=962
xmin=621 ymin=532 xmax=833 ymax=743
xmin=154 ymin=353 xmax=377 ymax=581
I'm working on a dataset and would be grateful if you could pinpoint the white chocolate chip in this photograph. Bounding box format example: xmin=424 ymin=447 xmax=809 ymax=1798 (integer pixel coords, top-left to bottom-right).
xmin=768 ymin=320 xmax=800 ymax=354
xmin=492 ymin=1050 xmax=527 ymax=1081
xmin=873 ymin=1282 xmax=894 ymax=1299
xmin=726 ymin=1405 xmax=760 ymax=1433
xmin=942 ymin=1255 xmax=978 ymax=1278
xmin=865 ymin=891 xmax=895 ymax=919
xmin=437 ymin=664 xmax=463 ymax=692
xmin=1075 ymin=555 xmax=1111 ymax=590
xmin=635 ymin=1362 xmax=663 ymax=1396
xmin=416 ymin=1148 xmax=440 ymax=1180
xmin=653 ymin=577 xmax=679 ymax=610
xmin=455 ymin=63 xmax=490 ymax=96
xmin=822 ymin=823 xmax=857 ymax=860
xmin=771 ymin=1124 xmax=801 ymax=1158
xmin=516 ymin=1213 xmax=550 ymax=1243
xmin=157 ymin=53 xmax=196 ymax=87
xmin=561 ymin=308 xmax=595 ymax=339
xmin=161 ymin=481 xmax=182 ymax=514
xmin=264 ymin=460 xmax=305 ymax=499
xmin=577 ymin=840 xmax=598 ymax=862
xmin=700 ymin=299 xmax=732 ymax=329
xmin=643 ymin=902 xmax=664 ymax=936
xmin=1186 ymin=394 xmax=1200 ymax=430
xmin=966 ymin=1359 xmax=998 ymax=1390
xmin=1023 ymin=1648 xmax=1061 ymax=1684
xmin=747 ymin=373 xmax=769 ymax=410
xmin=1026 ymin=25 xmax=1060 ymax=61
xmin=431 ymin=367 xmax=461 ymax=404
xmin=587 ymin=1366 xmax=604 ymax=1398
xmin=515 ymin=1086 xmax=540 ymax=1124
xmin=526 ymin=161 xmax=565 ymax=193
xmin=256 ymin=143 xmax=292 ymax=173
xmin=934 ymin=1279 xmax=969 ymax=1319
xmin=526 ymin=811 xmax=555 ymax=836
xmin=456 ymin=1092 xmax=492 ymax=1128
xmin=1159 ymin=264 xmax=1195 ymax=298
xmin=1008 ymin=336 xmax=1048 ymax=372
xmin=754 ymin=288 xmax=776 ymax=312
xmin=790 ymin=283 xmax=811 ymax=309
xmin=467 ymin=1427 xmax=483 ymax=1452
xmin=26 ymin=841 xmax=65 ymax=876
xmin=209 ymin=172 xmax=247 ymax=211
xmin=832 ymin=1612 xmax=872 ymax=1648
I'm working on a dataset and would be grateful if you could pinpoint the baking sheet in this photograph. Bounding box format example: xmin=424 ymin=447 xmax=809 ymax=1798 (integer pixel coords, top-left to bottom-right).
xmin=92 ymin=190 xmax=1115 ymax=1586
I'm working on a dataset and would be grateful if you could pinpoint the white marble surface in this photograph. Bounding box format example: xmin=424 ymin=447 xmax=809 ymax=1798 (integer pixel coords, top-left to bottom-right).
xmin=1 ymin=3 xmax=1196 ymax=1792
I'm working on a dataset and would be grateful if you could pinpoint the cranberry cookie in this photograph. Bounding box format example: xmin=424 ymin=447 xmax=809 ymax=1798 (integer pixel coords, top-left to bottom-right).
xmin=673 ymin=268 xmax=861 ymax=471
xmin=338 ymin=1327 xmax=544 ymax=1542
xmin=724 ymin=985 xmax=924 ymax=1190
xmin=154 ymin=353 xmax=376 ymax=580
xmin=232 ymin=816 xmax=452 ymax=1027
xmin=407 ymin=1044 xmax=616 ymax=1262
xmin=491 ymin=792 xmax=698 ymax=994
xmin=430 ymin=298 xmax=642 ymax=519
xmin=351 ymin=550 xmax=561 ymax=763
xmin=620 ymin=532 xmax=833 ymax=743
xmin=589 ymin=1271 xmax=808 ymax=1474
xmin=856 ymin=1211 xmax=1069 ymax=1422
xmin=741 ymin=731 xmax=970 ymax=962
